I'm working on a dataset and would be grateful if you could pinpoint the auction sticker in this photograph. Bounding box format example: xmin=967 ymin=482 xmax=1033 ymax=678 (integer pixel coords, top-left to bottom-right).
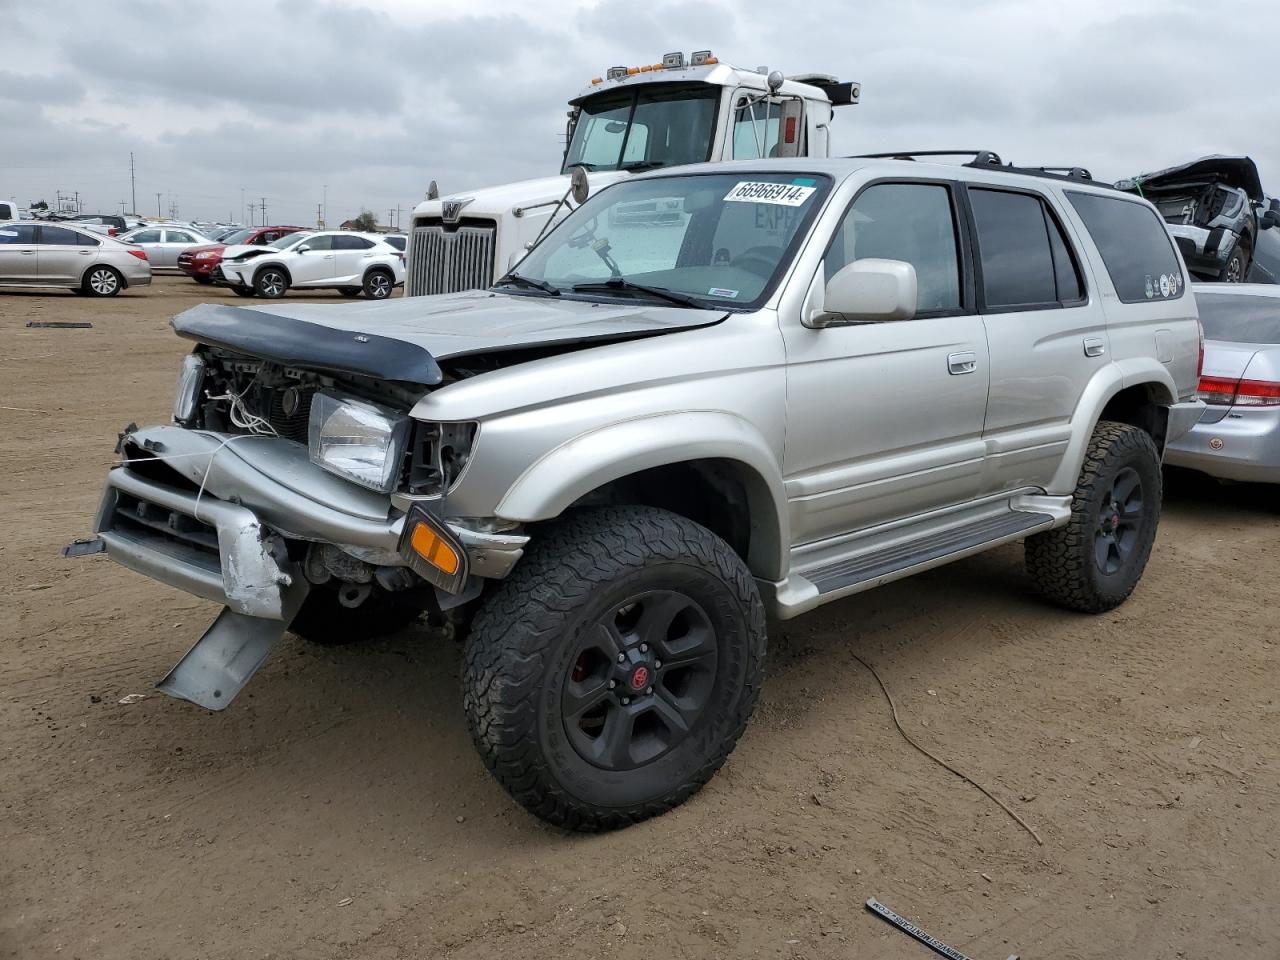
xmin=707 ymin=287 xmax=740 ymax=298
xmin=724 ymin=181 xmax=816 ymax=206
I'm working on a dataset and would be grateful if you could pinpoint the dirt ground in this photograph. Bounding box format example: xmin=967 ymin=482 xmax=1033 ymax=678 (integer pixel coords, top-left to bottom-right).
xmin=1 ymin=275 xmax=1278 ymax=960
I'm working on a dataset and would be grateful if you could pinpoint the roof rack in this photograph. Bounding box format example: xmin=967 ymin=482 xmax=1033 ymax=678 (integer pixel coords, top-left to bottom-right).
xmin=850 ymin=150 xmax=1101 ymax=185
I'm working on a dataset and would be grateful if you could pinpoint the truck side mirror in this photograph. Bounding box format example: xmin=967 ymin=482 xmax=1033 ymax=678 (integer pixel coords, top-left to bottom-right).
xmin=808 ymin=259 xmax=917 ymax=327
xmin=1262 ymin=210 xmax=1280 ymax=230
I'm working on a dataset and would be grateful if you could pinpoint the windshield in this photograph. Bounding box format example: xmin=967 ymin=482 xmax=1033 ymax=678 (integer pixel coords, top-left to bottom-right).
xmin=562 ymin=84 xmax=719 ymax=174
xmin=507 ymin=172 xmax=831 ymax=308
xmin=1196 ymin=293 xmax=1280 ymax=344
xmin=220 ymin=228 xmax=253 ymax=245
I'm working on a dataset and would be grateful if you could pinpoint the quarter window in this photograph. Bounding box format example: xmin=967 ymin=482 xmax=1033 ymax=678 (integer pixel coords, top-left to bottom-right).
xmin=969 ymin=188 xmax=1084 ymax=310
xmin=1067 ymin=191 xmax=1184 ymax=303
xmin=826 ymin=182 xmax=962 ymax=314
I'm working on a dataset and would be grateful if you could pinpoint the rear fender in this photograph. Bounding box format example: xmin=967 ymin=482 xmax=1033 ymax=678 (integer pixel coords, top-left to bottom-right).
xmin=495 ymin=411 xmax=789 ymax=579
xmin=1048 ymin=359 xmax=1178 ymax=494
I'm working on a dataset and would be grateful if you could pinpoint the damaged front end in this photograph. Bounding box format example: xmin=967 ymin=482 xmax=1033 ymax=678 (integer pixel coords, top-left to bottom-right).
xmin=1117 ymin=155 xmax=1264 ymax=281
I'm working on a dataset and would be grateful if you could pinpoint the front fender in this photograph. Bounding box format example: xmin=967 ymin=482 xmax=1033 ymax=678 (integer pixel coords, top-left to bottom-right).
xmin=1047 ymin=358 xmax=1179 ymax=494
xmin=495 ymin=410 xmax=790 ymax=579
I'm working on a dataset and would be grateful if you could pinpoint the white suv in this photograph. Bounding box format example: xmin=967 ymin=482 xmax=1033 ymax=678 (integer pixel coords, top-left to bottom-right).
xmin=215 ymin=230 xmax=405 ymax=299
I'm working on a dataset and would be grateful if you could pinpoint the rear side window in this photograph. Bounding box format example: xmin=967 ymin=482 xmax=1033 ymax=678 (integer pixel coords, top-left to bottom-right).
xmin=1067 ymin=191 xmax=1184 ymax=303
xmin=334 ymin=235 xmax=374 ymax=250
xmin=969 ymin=188 xmax=1083 ymax=310
xmin=1195 ymin=293 xmax=1280 ymax=344
xmin=130 ymin=230 xmax=162 ymax=243
xmin=39 ymin=226 xmax=81 ymax=245
xmin=76 ymin=232 xmax=100 ymax=247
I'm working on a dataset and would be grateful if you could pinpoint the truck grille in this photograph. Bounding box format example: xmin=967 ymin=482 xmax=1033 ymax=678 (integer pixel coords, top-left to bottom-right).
xmin=407 ymin=219 xmax=496 ymax=296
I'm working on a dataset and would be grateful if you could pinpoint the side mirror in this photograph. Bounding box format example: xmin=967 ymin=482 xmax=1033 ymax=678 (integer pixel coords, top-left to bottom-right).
xmin=808 ymin=259 xmax=917 ymax=327
xmin=1262 ymin=210 xmax=1280 ymax=230
xmin=296 ymin=244 xmax=311 ymax=253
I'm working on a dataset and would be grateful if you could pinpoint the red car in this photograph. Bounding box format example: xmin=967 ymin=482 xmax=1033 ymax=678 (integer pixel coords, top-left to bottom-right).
xmin=177 ymin=225 xmax=306 ymax=283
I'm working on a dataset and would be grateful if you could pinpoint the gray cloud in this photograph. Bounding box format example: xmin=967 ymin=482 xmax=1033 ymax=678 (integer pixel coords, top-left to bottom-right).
xmin=3 ymin=0 xmax=1280 ymax=225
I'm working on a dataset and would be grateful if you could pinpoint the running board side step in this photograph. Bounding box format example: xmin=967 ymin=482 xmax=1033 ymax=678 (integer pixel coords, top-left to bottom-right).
xmin=762 ymin=506 xmax=1060 ymax=620
xmin=809 ymin=510 xmax=1053 ymax=595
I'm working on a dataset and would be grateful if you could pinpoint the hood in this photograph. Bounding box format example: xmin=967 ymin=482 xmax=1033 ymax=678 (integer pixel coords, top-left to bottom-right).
xmin=171 ymin=291 xmax=727 ymax=386
xmin=414 ymin=171 xmax=630 ymax=220
xmin=220 ymin=243 xmax=273 ymax=259
xmin=1117 ymin=155 xmax=1265 ymax=202
xmin=183 ymin=243 xmax=225 ymax=256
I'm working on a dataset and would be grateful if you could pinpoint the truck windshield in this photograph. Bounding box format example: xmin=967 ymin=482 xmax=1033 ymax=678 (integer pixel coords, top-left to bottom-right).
xmin=506 ymin=171 xmax=831 ymax=309
xmin=562 ymin=84 xmax=719 ymax=174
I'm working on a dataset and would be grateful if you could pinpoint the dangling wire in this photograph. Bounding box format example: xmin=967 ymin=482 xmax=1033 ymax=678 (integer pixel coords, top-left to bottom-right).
xmin=204 ymin=381 xmax=279 ymax=438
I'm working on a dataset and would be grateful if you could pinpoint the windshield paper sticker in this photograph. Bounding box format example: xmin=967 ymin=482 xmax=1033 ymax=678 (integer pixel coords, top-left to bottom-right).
xmin=708 ymin=287 xmax=739 ymax=298
xmin=724 ymin=181 xmax=816 ymax=206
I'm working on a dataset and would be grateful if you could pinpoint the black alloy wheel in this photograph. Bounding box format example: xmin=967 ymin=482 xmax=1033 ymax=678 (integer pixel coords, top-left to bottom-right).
xmin=562 ymin=590 xmax=718 ymax=771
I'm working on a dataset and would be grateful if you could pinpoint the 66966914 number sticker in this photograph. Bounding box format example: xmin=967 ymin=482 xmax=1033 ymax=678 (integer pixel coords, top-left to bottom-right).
xmin=723 ymin=181 xmax=816 ymax=206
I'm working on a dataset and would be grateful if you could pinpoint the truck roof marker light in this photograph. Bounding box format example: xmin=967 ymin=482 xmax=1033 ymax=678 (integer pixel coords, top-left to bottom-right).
xmin=627 ymin=66 xmax=639 ymax=75
xmin=662 ymin=51 xmax=685 ymax=70
xmin=639 ymin=65 xmax=652 ymax=72
xmin=590 ymin=77 xmax=603 ymax=85
xmin=690 ymin=50 xmax=716 ymax=66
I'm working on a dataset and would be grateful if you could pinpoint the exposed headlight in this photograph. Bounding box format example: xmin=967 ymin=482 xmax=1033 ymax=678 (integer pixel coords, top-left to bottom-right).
xmin=308 ymin=392 xmax=411 ymax=494
xmin=194 ymin=251 xmax=216 ymax=260
xmin=173 ymin=353 xmax=205 ymax=423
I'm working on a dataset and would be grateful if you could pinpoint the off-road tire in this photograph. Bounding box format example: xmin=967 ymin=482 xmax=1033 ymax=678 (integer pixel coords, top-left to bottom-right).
xmin=289 ymin=585 xmax=422 ymax=646
xmin=82 ymin=265 xmax=123 ymax=297
xmin=1220 ymin=242 xmax=1250 ymax=283
xmin=254 ymin=266 xmax=289 ymax=299
xmin=1025 ymin=421 xmax=1162 ymax=613
xmin=462 ymin=506 xmax=766 ymax=831
xmin=362 ymin=268 xmax=394 ymax=300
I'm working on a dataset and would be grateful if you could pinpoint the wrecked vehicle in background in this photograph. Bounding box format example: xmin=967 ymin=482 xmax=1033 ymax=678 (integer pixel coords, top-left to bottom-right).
xmin=1116 ymin=155 xmax=1280 ymax=283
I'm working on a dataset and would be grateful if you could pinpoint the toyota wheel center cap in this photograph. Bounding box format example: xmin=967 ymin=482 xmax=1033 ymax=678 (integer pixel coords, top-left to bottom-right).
xmin=630 ymin=666 xmax=650 ymax=690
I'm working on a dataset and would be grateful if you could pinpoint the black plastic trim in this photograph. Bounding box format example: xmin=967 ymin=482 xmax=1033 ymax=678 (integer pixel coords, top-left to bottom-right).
xmin=171 ymin=303 xmax=443 ymax=386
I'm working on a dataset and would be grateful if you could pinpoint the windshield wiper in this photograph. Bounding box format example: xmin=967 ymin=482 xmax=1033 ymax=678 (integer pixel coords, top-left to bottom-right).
xmin=619 ymin=161 xmax=666 ymax=172
xmin=571 ymin=277 xmax=703 ymax=308
xmin=493 ymin=272 xmax=561 ymax=296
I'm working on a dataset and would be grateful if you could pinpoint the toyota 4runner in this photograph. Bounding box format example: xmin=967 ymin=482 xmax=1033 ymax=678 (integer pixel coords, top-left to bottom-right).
xmin=81 ymin=154 xmax=1204 ymax=830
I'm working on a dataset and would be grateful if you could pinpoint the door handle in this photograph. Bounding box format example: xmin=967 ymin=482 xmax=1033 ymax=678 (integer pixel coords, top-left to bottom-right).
xmin=19 ymin=249 xmax=35 ymax=255
xmin=323 ymin=255 xmax=334 ymax=260
xmin=78 ymin=249 xmax=91 ymax=255
xmin=1083 ymin=337 xmax=1106 ymax=358
xmin=947 ymin=351 xmax=977 ymax=375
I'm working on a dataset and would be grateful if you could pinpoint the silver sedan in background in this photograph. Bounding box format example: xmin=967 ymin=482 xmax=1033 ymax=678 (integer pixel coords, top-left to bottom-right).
xmin=119 ymin=226 xmax=213 ymax=269
xmin=0 ymin=221 xmax=152 ymax=296
xmin=1166 ymin=284 xmax=1280 ymax=482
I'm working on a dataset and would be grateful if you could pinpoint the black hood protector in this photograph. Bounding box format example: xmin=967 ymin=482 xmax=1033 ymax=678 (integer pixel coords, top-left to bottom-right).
xmin=1116 ymin=155 xmax=1265 ymax=202
xmin=170 ymin=293 xmax=728 ymax=386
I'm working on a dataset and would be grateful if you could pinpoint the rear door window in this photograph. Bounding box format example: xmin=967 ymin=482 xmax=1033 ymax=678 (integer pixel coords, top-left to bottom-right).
xmin=1067 ymin=191 xmax=1184 ymax=303
xmin=39 ymin=226 xmax=81 ymax=245
xmin=969 ymin=188 xmax=1084 ymax=310
xmin=334 ymin=235 xmax=374 ymax=250
xmin=130 ymin=230 xmax=162 ymax=243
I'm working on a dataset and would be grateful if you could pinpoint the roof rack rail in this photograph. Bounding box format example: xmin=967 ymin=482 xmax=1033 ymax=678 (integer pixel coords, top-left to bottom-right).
xmin=850 ymin=150 xmax=1102 ymax=186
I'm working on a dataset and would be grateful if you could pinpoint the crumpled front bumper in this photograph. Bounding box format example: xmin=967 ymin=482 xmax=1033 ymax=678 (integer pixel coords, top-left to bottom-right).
xmin=92 ymin=425 xmax=527 ymax=619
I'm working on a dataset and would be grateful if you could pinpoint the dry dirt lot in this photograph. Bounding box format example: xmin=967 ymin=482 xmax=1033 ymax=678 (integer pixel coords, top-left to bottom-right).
xmin=1 ymin=276 xmax=1278 ymax=960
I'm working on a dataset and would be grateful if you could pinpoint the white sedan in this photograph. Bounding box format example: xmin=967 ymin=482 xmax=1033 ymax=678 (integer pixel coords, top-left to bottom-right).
xmin=214 ymin=230 xmax=405 ymax=299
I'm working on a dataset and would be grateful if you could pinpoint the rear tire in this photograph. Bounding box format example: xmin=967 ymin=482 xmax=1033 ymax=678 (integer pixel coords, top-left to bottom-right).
xmin=82 ymin=265 xmax=122 ymax=297
xmin=1025 ymin=421 xmax=1162 ymax=613
xmin=1220 ymin=242 xmax=1250 ymax=283
xmin=289 ymin=585 xmax=422 ymax=646
xmin=254 ymin=267 xmax=289 ymax=298
xmin=462 ymin=506 xmax=766 ymax=831
xmin=362 ymin=269 xmax=394 ymax=299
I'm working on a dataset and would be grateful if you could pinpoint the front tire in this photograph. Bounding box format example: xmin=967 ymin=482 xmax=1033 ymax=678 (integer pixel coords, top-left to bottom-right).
xmin=1220 ymin=242 xmax=1250 ymax=283
xmin=83 ymin=265 xmax=122 ymax=297
xmin=1025 ymin=421 xmax=1162 ymax=613
xmin=362 ymin=269 xmax=394 ymax=299
xmin=462 ymin=506 xmax=766 ymax=831
xmin=254 ymin=267 xmax=289 ymax=298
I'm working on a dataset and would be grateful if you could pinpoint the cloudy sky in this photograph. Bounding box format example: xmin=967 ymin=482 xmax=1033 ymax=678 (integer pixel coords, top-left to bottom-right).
xmin=4 ymin=0 xmax=1279 ymax=226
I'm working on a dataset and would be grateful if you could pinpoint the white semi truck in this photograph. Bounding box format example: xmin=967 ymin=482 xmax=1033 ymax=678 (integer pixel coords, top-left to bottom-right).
xmin=405 ymin=50 xmax=859 ymax=297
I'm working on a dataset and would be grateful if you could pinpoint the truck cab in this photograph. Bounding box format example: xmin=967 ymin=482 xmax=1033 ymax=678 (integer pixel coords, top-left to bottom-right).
xmin=405 ymin=51 xmax=858 ymax=297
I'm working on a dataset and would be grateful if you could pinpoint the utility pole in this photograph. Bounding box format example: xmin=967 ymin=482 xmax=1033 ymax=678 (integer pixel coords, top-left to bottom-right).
xmin=156 ymin=193 xmax=162 ymax=219
xmin=74 ymin=190 xmax=80 ymax=212
xmin=260 ymin=196 xmax=268 ymax=224
xmin=316 ymin=202 xmax=322 ymax=228
xmin=322 ymin=184 xmax=327 ymax=227
xmin=129 ymin=151 xmax=136 ymax=215
xmin=247 ymin=202 xmax=257 ymax=226
xmin=396 ymin=205 xmax=402 ymax=231
xmin=240 ymin=187 xmax=245 ymax=226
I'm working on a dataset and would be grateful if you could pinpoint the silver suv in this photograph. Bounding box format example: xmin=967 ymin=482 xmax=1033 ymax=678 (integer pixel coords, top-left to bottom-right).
xmin=84 ymin=155 xmax=1204 ymax=830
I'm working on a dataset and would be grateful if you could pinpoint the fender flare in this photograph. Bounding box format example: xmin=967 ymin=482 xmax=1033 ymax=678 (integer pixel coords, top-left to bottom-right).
xmin=1048 ymin=358 xmax=1178 ymax=494
xmin=495 ymin=410 xmax=790 ymax=580
xmin=252 ymin=261 xmax=292 ymax=288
